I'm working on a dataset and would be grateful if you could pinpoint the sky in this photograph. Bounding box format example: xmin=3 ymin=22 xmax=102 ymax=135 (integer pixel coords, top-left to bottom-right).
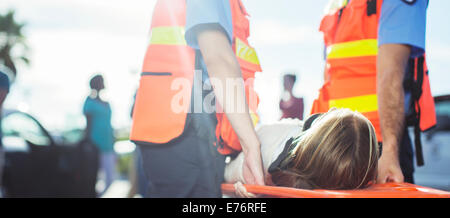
xmin=0 ymin=0 xmax=449 ymax=132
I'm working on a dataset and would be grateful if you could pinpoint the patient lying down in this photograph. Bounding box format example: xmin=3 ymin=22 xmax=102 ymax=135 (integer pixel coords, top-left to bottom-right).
xmin=224 ymin=108 xmax=379 ymax=197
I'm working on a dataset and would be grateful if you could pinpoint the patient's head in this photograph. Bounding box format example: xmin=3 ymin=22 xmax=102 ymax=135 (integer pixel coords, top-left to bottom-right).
xmin=271 ymin=108 xmax=379 ymax=190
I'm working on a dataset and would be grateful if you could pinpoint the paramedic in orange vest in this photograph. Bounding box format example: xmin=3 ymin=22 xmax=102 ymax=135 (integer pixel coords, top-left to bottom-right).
xmin=131 ymin=0 xmax=264 ymax=197
xmin=313 ymin=0 xmax=435 ymax=184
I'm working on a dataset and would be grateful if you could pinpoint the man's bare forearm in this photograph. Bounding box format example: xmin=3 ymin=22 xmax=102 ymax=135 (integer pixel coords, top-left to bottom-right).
xmin=377 ymin=70 xmax=405 ymax=153
xmin=197 ymin=25 xmax=260 ymax=152
xmin=377 ymin=44 xmax=411 ymax=152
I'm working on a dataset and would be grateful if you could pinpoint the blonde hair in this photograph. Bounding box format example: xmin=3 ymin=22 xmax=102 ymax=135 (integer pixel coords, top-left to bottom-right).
xmin=271 ymin=108 xmax=379 ymax=190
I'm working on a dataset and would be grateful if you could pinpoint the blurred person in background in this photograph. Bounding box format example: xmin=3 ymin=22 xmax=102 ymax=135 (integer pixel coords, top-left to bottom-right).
xmin=0 ymin=69 xmax=10 ymax=197
xmin=83 ymin=74 xmax=116 ymax=197
xmin=280 ymin=74 xmax=304 ymax=120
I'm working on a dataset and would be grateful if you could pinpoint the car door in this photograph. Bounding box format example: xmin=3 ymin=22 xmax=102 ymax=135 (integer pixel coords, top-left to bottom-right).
xmin=1 ymin=112 xmax=58 ymax=197
xmin=415 ymin=98 xmax=450 ymax=191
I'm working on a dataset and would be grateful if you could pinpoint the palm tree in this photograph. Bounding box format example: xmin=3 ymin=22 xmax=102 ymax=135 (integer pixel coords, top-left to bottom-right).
xmin=0 ymin=9 xmax=29 ymax=81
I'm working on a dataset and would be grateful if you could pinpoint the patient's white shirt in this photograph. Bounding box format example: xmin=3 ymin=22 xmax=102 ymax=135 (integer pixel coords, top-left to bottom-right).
xmin=224 ymin=119 xmax=304 ymax=185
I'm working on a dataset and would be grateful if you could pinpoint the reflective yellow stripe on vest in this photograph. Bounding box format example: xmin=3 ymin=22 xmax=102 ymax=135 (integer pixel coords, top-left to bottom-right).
xmin=250 ymin=110 xmax=259 ymax=126
xmin=236 ymin=38 xmax=260 ymax=65
xmin=329 ymin=94 xmax=378 ymax=113
xmin=150 ymin=26 xmax=187 ymax=45
xmin=327 ymin=39 xmax=378 ymax=59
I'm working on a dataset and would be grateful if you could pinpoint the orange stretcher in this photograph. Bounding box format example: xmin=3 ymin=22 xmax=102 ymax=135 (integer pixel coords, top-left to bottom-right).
xmin=222 ymin=183 xmax=450 ymax=198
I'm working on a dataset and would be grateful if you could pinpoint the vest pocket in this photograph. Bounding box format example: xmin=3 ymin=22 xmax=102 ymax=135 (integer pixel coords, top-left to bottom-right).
xmin=131 ymin=72 xmax=193 ymax=144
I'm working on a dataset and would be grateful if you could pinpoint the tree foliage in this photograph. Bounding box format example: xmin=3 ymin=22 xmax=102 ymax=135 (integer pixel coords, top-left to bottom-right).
xmin=0 ymin=9 xmax=29 ymax=80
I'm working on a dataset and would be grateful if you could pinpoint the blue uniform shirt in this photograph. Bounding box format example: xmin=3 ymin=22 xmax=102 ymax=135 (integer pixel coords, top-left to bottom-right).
xmin=83 ymin=97 xmax=114 ymax=153
xmin=185 ymin=0 xmax=233 ymax=81
xmin=185 ymin=0 xmax=233 ymax=49
xmin=378 ymin=0 xmax=428 ymax=58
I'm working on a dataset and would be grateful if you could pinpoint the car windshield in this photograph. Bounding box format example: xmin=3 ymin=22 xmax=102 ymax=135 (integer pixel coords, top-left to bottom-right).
xmin=436 ymin=101 xmax=450 ymax=117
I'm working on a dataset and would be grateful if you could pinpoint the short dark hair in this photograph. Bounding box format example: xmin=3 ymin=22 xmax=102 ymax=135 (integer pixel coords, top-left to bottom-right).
xmin=284 ymin=74 xmax=297 ymax=83
xmin=90 ymin=74 xmax=103 ymax=90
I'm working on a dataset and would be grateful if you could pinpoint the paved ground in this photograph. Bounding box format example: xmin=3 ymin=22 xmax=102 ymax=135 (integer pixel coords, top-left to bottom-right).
xmin=99 ymin=179 xmax=133 ymax=198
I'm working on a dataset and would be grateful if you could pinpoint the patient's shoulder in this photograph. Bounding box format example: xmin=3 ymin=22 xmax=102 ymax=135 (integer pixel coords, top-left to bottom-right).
xmin=257 ymin=119 xmax=304 ymax=172
xmin=256 ymin=119 xmax=304 ymax=151
xmin=256 ymin=118 xmax=304 ymax=133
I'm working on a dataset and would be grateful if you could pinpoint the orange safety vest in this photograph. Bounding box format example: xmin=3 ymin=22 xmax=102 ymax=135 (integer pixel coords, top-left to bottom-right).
xmin=311 ymin=0 xmax=436 ymax=165
xmin=130 ymin=0 xmax=262 ymax=155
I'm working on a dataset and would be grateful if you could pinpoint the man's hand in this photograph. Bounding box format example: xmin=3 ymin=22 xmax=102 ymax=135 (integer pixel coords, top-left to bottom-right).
xmin=377 ymin=148 xmax=404 ymax=183
xmin=234 ymin=182 xmax=256 ymax=198
xmin=242 ymin=146 xmax=265 ymax=186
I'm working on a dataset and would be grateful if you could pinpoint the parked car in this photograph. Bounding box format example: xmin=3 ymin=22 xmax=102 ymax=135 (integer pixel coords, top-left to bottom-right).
xmin=1 ymin=110 xmax=98 ymax=197
xmin=414 ymin=95 xmax=450 ymax=191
